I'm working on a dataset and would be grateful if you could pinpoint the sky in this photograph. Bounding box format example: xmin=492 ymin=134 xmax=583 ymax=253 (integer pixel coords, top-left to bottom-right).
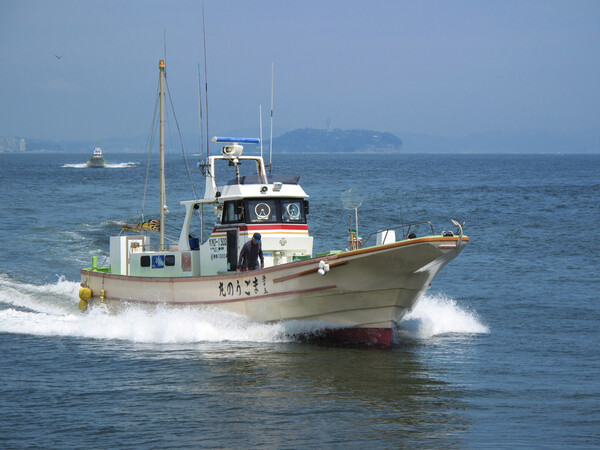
xmin=1 ymin=0 xmax=599 ymax=141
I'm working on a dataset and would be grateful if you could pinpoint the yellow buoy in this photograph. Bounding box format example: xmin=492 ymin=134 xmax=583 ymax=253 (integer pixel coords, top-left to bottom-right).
xmin=78 ymin=287 xmax=92 ymax=312
xmin=79 ymin=287 xmax=92 ymax=300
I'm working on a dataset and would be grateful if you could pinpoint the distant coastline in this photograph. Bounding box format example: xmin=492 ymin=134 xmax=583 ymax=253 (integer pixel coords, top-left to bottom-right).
xmin=1 ymin=128 xmax=598 ymax=154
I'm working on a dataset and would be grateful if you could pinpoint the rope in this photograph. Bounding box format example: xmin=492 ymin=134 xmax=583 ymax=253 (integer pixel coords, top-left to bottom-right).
xmin=165 ymin=77 xmax=200 ymax=199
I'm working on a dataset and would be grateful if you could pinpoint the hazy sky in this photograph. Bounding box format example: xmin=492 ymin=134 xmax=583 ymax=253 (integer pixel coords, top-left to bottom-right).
xmin=1 ymin=0 xmax=599 ymax=141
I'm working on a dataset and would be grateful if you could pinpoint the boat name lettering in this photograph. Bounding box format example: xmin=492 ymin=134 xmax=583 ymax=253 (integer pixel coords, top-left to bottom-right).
xmin=218 ymin=276 xmax=269 ymax=298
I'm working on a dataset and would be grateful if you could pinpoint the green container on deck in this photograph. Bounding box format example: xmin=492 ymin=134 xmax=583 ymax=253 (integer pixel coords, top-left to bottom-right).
xmin=316 ymin=250 xmax=342 ymax=257
xmin=292 ymin=254 xmax=311 ymax=262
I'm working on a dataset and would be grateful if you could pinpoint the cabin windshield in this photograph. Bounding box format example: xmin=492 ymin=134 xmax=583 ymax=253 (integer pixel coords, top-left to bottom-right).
xmin=221 ymin=198 xmax=306 ymax=224
xmin=247 ymin=199 xmax=277 ymax=223
xmin=222 ymin=200 xmax=245 ymax=223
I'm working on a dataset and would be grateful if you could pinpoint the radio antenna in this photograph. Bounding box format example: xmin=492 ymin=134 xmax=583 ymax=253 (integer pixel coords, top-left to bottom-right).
xmin=259 ymin=104 xmax=264 ymax=159
xmin=202 ymin=3 xmax=210 ymax=162
xmin=163 ymin=29 xmax=167 ymax=67
xmin=197 ymin=62 xmax=204 ymax=160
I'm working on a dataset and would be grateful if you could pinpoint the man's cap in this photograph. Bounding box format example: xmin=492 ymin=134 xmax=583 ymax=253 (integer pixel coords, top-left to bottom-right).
xmin=253 ymin=232 xmax=261 ymax=241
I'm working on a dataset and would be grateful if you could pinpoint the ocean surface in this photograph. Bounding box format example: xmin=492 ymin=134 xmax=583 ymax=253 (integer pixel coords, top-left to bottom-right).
xmin=1 ymin=151 xmax=599 ymax=448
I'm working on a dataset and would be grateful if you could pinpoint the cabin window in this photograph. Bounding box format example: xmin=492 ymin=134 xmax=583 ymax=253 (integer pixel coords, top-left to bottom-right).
xmin=247 ymin=199 xmax=277 ymax=223
xmin=221 ymin=200 xmax=245 ymax=224
xmin=140 ymin=255 xmax=150 ymax=267
xmin=282 ymin=200 xmax=304 ymax=222
xmin=165 ymin=255 xmax=175 ymax=266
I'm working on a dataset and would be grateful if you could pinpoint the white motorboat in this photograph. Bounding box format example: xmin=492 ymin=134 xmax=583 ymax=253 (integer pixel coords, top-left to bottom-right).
xmin=86 ymin=147 xmax=106 ymax=168
xmin=79 ymin=60 xmax=469 ymax=346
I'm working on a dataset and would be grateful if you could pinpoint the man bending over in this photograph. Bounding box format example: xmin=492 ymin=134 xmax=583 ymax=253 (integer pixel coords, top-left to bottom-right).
xmin=236 ymin=232 xmax=264 ymax=272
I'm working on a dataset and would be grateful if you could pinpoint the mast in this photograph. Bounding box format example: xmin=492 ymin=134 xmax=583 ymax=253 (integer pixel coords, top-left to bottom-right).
xmin=159 ymin=59 xmax=166 ymax=250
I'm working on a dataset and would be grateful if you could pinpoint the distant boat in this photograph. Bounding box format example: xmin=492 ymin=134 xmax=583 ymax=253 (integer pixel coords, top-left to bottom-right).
xmin=86 ymin=148 xmax=106 ymax=168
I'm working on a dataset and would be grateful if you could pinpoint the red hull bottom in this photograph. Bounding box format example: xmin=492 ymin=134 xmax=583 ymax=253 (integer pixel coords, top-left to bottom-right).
xmin=314 ymin=327 xmax=393 ymax=347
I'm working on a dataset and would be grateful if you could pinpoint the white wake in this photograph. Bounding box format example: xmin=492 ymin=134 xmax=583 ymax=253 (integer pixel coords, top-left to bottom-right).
xmin=62 ymin=162 xmax=137 ymax=169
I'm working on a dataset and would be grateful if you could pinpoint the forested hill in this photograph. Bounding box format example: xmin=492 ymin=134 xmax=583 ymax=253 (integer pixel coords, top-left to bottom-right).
xmin=271 ymin=128 xmax=403 ymax=153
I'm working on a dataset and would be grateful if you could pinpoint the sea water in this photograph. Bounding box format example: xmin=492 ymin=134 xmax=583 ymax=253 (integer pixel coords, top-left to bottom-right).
xmin=0 ymin=152 xmax=598 ymax=447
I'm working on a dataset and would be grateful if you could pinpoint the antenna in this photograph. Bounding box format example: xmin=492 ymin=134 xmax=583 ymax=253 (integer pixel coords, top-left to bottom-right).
xmin=163 ymin=28 xmax=167 ymax=67
xmin=269 ymin=62 xmax=274 ymax=173
xmin=202 ymin=3 xmax=210 ymax=163
xmin=259 ymin=104 xmax=264 ymax=159
xmin=197 ymin=62 xmax=204 ymax=160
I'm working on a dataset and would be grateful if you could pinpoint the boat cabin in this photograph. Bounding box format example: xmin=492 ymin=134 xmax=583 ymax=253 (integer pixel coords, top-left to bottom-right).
xmin=108 ymin=138 xmax=313 ymax=277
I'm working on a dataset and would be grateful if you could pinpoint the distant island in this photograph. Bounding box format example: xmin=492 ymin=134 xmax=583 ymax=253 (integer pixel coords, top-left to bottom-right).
xmin=271 ymin=128 xmax=403 ymax=154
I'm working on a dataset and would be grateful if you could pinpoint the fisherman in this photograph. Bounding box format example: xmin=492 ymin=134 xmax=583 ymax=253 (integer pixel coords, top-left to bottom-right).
xmin=236 ymin=232 xmax=264 ymax=272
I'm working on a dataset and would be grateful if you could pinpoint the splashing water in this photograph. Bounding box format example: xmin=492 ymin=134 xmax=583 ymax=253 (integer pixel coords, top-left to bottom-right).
xmin=397 ymin=293 xmax=489 ymax=340
xmin=0 ymin=274 xmax=79 ymax=315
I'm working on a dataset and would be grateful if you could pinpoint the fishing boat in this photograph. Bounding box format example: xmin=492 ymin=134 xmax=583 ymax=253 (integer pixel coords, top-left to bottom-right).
xmin=86 ymin=147 xmax=107 ymax=168
xmin=79 ymin=60 xmax=469 ymax=346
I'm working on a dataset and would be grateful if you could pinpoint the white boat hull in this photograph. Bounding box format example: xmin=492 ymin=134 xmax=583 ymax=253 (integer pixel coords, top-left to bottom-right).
xmin=86 ymin=157 xmax=106 ymax=168
xmin=80 ymin=235 xmax=467 ymax=345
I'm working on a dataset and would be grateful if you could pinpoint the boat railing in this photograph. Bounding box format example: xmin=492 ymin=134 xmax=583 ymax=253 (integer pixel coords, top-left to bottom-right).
xmin=362 ymin=221 xmax=435 ymax=247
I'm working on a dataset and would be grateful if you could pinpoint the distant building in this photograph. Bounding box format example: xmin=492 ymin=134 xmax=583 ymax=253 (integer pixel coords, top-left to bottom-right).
xmin=20 ymin=138 xmax=26 ymax=152
xmin=0 ymin=136 xmax=17 ymax=152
